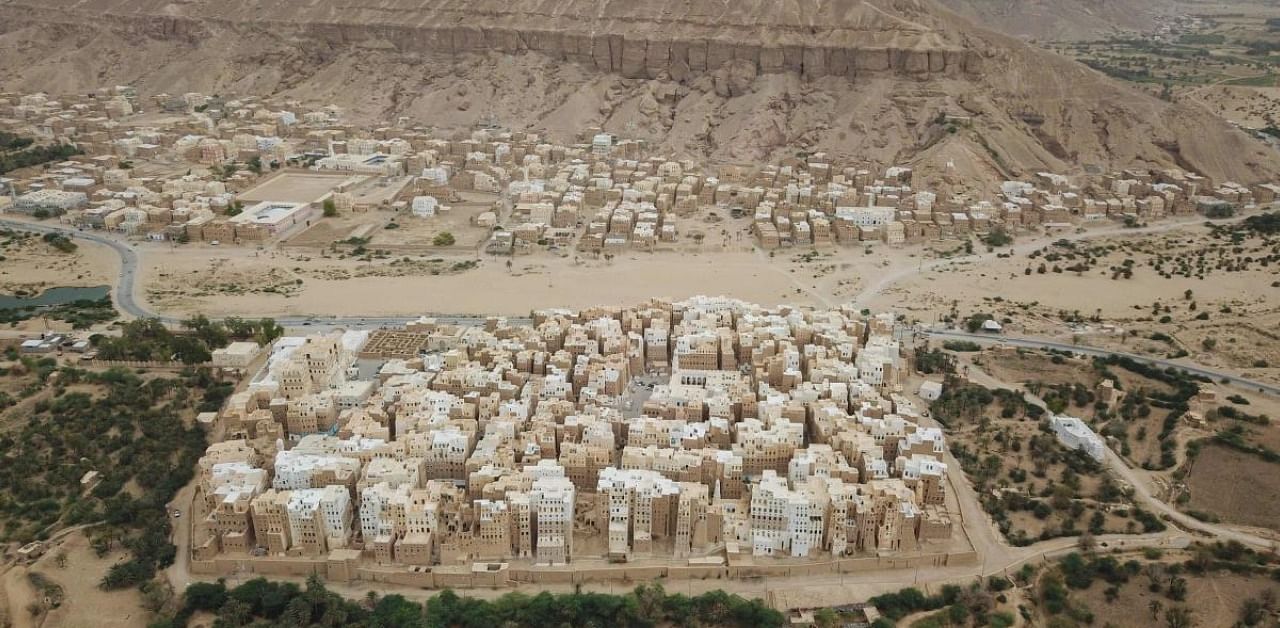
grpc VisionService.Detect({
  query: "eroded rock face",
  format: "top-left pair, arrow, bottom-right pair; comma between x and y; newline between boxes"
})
2,0 -> 1275,187
0,0 -> 982,81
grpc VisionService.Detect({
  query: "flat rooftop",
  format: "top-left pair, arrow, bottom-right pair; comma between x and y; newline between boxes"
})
349,175 -> 414,205
229,201 -> 310,226
237,171 -> 366,205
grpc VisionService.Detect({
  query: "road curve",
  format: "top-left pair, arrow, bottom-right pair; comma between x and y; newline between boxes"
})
7,218 -> 1273,398
1,217 -> 151,319
1103,447 -> 1277,551
923,329 -> 1280,397
9,219 -> 1273,395
0,218 -> 528,328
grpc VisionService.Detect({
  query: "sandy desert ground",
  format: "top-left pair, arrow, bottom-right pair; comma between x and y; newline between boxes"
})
0,532 -> 149,628
0,234 -> 117,295
4,212 -> 1277,389
6,214 -> 1270,329
136,244 -> 885,317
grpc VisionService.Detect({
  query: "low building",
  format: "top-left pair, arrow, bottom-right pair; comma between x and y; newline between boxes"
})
1049,415 -> 1105,461
917,380 -> 943,401
315,153 -> 405,176
212,341 -> 263,369
228,201 -> 317,237
11,189 -> 88,215
20,334 -> 65,353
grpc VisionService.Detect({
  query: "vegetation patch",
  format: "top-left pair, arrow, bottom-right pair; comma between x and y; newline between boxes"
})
0,296 -> 117,329
0,363 -> 222,590
91,316 -> 282,364
0,134 -> 82,174
154,578 -> 784,628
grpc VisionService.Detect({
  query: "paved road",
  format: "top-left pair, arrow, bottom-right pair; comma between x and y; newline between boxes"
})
923,329 -> 1280,397
9,212 -> 1250,332
0,218 -> 527,329
1,218 -> 150,318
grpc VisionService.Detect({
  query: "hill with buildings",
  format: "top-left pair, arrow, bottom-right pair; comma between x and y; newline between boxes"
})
0,0 -> 1276,190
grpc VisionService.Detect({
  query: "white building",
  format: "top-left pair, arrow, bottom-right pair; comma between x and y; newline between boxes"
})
206,462 -> 269,506
855,335 -> 901,387
228,201 -> 317,236
11,189 -> 88,215
364,456 -> 421,488
359,482 -> 410,541
835,206 -> 896,227
530,475 -> 575,563
749,470 -> 825,558
411,196 -> 438,217
286,485 -> 353,549
899,427 -> 946,456
211,341 -> 262,369
273,451 -> 361,490
1050,415 -> 1106,461
592,133 -> 613,156
596,467 -> 681,557
315,153 -> 405,176
918,380 -> 943,401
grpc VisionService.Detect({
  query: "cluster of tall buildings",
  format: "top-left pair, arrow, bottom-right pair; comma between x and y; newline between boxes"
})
7,87 -> 1272,253
748,166 -> 1280,249
193,298 -> 954,567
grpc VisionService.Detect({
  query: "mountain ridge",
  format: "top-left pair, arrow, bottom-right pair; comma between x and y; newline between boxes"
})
0,0 -> 1275,189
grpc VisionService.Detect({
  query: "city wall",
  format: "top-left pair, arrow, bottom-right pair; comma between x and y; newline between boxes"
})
189,549 -> 977,589
85,359 -> 203,370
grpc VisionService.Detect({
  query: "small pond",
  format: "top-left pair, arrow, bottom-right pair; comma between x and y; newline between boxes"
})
0,285 -> 111,310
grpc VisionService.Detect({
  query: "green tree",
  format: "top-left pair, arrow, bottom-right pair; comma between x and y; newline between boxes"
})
255,318 -> 284,346
217,598 -> 252,627
433,232 -> 456,246
815,607 -> 840,628
982,226 -> 1014,247
184,581 -> 229,612
1164,606 -> 1194,628
322,198 -> 338,217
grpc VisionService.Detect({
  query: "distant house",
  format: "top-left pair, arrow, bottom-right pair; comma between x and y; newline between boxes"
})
20,334 -> 65,354
211,341 -> 263,369
918,380 -> 943,402
16,541 -> 45,563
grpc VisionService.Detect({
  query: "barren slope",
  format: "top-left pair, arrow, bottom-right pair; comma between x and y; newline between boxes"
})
937,0 -> 1170,41
0,0 -> 1275,188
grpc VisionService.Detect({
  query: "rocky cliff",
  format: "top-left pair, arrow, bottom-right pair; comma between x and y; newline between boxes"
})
0,0 -> 984,82
0,0 -> 1276,188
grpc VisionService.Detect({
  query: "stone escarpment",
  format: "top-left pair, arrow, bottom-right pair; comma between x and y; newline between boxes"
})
0,0 -> 983,82
296,23 -> 983,80
2,0 -> 1275,187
